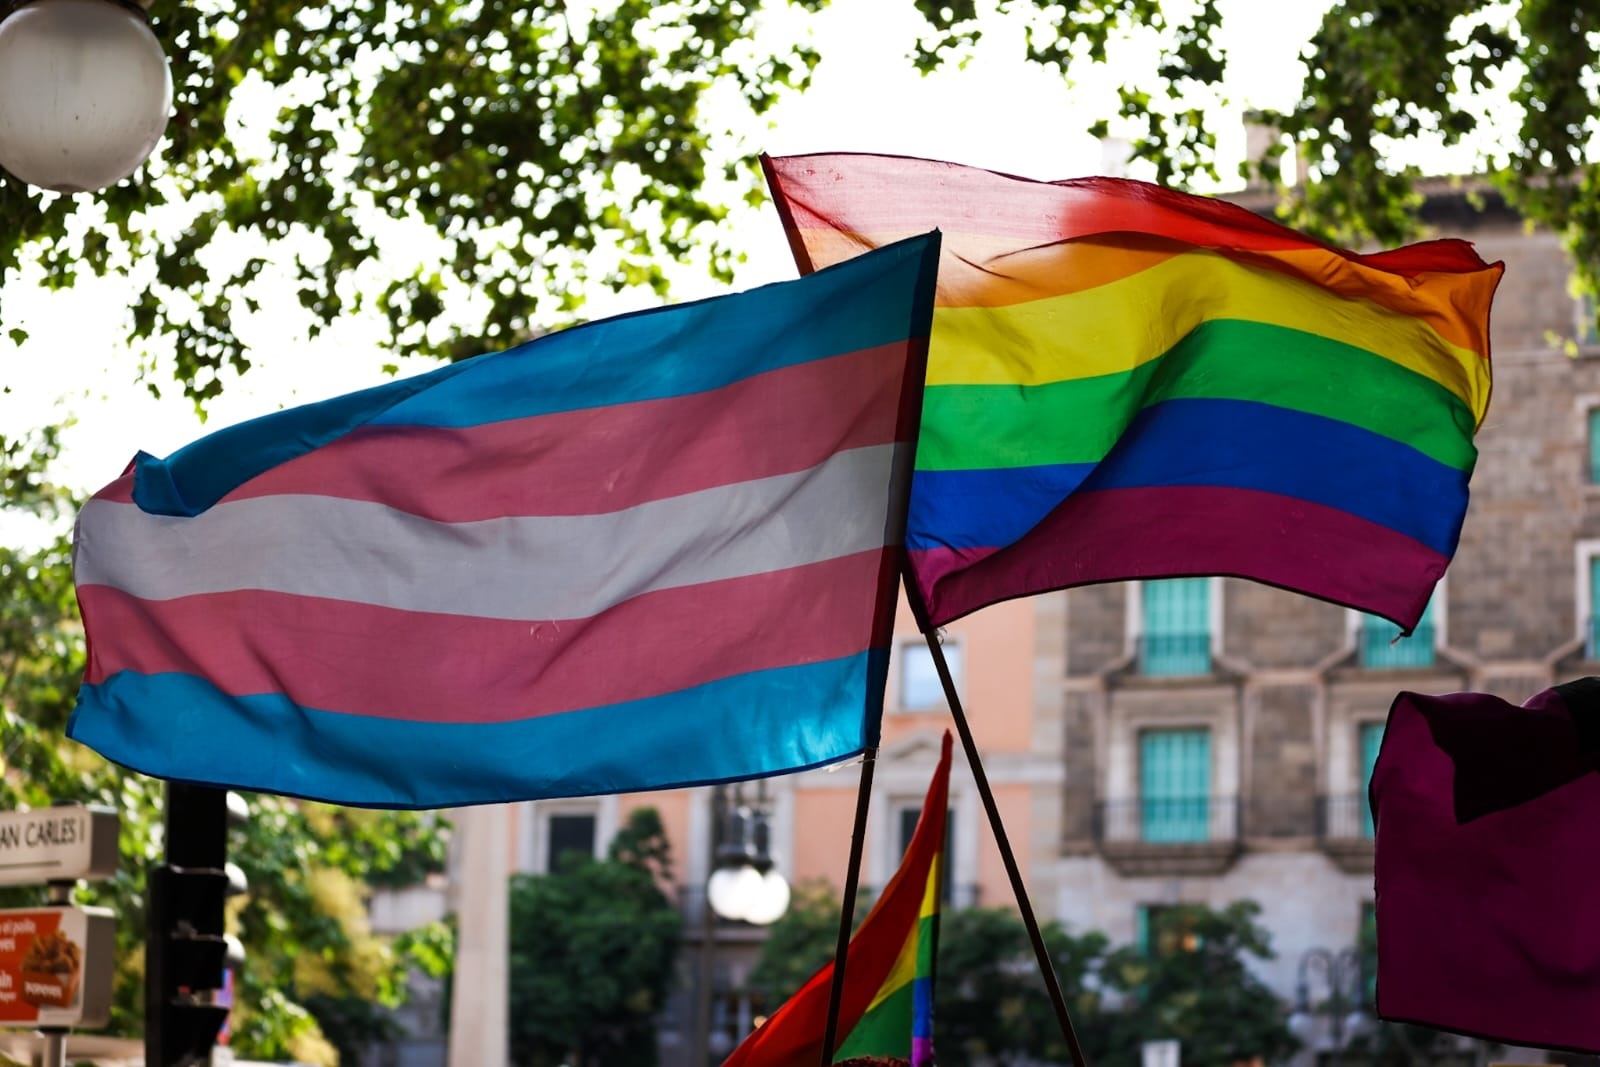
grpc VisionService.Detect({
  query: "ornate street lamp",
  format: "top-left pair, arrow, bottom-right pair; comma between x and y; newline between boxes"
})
1287,947 -> 1375,1066
706,780 -> 790,926
0,0 -> 172,193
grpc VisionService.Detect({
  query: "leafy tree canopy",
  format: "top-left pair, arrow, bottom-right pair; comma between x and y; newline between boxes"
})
0,426 -> 451,1066
507,807 -> 683,1067
910,0 -> 1600,314
4,1 -> 1596,409
747,895 -> 1296,1067
0,0 -> 825,404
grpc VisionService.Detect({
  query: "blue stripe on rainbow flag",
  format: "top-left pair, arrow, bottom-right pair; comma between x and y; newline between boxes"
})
133,234 -> 942,518
70,650 -> 889,809
905,398 -> 1468,555
912,977 -> 935,1038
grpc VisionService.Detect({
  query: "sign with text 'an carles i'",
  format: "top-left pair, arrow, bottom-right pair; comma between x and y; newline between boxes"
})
0,807 -> 119,888
0,906 -> 116,1029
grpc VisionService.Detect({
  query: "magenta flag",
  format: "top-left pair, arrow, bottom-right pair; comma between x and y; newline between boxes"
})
1373,679 -> 1600,1052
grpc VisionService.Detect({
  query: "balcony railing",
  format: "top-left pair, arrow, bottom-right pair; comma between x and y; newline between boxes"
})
1359,621 -> 1436,669
1589,614 -> 1600,660
1093,796 -> 1239,845
1137,632 -> 1212,677
1317,794 -> 1376,842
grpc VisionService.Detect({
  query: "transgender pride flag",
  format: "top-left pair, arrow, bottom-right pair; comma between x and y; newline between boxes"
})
68,234 -> 941,808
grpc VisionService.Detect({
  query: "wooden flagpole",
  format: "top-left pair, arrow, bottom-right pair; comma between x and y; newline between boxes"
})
901,562 -> 1093,1067
819,747 -> 877,1066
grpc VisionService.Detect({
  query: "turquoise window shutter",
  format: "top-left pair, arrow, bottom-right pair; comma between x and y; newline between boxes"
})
1590,557 -> 1600,658
1589,408 -> 1600,483
1360,590 -> 1437,669
1140,579 -> 1211,676
1140,728 -> 1211,843
1359,722 -> 1385,838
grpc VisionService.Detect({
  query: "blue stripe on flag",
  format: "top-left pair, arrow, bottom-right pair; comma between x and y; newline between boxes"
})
912,977 -> 935,1038
68,651 -> 889,808
905,398 -> 1468,555
134,233 -> 941,517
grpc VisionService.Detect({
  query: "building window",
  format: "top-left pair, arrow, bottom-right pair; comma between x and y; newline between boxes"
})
899,639 -> 959,710
1589,408 -> 1600,484
1589,554 -> 1600,660
1359,722 -> 1385,839
1139,728 -> 1211,843
897,803 -> 955,903
546,812 -> 597,872
1358,590 -> 1438,669
1138,579 -> 1212,676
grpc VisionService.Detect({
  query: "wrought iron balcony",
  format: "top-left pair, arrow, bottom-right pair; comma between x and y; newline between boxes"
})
1316,794 -> 1376,873
1093,796 -> 1241,876
1317,794 -> 1376,842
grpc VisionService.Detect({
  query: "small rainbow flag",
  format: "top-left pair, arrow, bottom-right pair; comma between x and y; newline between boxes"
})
724,732 -> 951,1067
763,152 -> 1503,630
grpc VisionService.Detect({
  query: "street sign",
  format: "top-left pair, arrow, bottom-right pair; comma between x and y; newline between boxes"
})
0,807 -> 118,887
0,906 -> 116,1029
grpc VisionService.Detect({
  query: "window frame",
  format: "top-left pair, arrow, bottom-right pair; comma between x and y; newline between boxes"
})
523,797 -> 617,875
1125,577 -> 1224,677
1578,290 -> 1600,350
1346,580 -> 1446,670
894,635 -> 962,712
1576,540 -> 1600,659
1137,725 -> 1214,844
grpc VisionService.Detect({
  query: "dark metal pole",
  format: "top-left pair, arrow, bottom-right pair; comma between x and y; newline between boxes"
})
901,562 -> 1092,1067
818,747 -> 877,1066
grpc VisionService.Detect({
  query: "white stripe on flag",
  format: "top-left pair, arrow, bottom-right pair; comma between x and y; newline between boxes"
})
76,444 -> 910,621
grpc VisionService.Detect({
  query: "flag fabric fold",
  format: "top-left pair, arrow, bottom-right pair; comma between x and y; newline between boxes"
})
724,732 -> 952,1067
1372,679 -> 1600,1052
763,151 -> 1503,630
67,234 -> 942,808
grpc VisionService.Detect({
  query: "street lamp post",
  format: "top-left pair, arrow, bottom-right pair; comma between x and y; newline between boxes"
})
1287,947 -> 1374,1066
0,0 -> 172,193
691,780 -> 791,1064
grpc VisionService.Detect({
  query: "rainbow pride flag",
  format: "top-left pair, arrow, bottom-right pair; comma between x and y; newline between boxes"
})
67,235 -> 940,808
724,733 -> 951,1067
764,153 -> 1503,630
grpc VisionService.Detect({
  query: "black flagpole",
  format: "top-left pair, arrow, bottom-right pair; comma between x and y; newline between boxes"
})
901,561 -> 1093,1067
819,746 -> 877,1066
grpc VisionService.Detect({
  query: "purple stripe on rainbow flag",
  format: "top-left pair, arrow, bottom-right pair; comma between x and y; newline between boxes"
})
68,234 -> 942,807
910,486 -> 1447,628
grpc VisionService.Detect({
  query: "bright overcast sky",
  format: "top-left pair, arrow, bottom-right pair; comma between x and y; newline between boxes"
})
5,0 -> 1511,545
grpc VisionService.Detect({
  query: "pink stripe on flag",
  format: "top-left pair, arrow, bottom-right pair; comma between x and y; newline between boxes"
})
910,485 -> 1447,626
219,345 -> 907,521
80,549 -> 891,723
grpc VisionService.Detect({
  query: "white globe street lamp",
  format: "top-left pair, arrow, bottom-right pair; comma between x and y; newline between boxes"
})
0,0 -> 172,193
704,791 -> 791,926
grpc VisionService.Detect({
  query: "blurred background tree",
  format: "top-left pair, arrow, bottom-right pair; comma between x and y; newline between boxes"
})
506,808 -> 682,1067
1097,902 -> 1297,1067
746,894 -> 1290,1066
908,0 -> 1600,326
0,424 -> 451,1065
0,0 -> 827,405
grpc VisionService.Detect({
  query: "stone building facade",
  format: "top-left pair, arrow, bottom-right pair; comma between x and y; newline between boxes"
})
1045,182 -> 1600,1001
